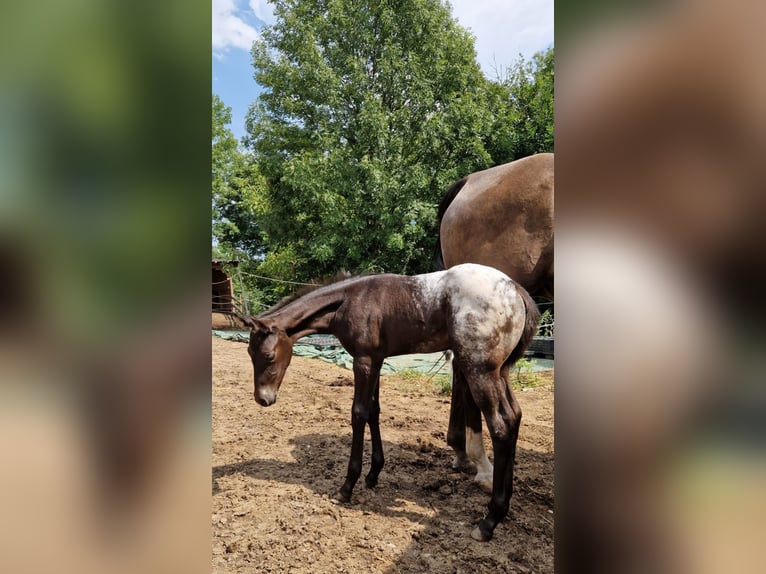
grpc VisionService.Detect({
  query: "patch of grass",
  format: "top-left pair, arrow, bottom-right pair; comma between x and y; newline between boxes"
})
432,374 -> 452,396
512,358 -> 543,388
396,369 -> 425,381
387,369 -> 452,396
387,361 -> 552,395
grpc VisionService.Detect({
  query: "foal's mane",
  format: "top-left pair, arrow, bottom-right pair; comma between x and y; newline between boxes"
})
261,270 -> 373,316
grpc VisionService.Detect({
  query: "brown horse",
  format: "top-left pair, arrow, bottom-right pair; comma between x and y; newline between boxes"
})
242,263 -> 540,541
437,153 -> 554,300
436,154 -> 554,491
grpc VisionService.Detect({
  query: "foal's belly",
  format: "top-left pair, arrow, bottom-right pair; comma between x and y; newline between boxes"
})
389,331 -> 450,356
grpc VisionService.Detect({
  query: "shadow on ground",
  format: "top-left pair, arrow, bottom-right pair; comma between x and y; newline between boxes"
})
213,432 -> 553,573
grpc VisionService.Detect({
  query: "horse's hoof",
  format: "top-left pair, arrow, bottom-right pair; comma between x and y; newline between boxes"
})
364,476 -> 378,489
452,455 -> 476,474
474,472 -> 493,494
470,525 -> 492,542
334,490 -> 351,503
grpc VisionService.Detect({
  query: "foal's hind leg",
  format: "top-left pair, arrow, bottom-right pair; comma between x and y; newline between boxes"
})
465,368 -> 522,542
448,365 -> 493,492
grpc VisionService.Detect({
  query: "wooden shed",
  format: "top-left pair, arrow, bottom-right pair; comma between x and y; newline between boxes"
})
212,260 -> 238,313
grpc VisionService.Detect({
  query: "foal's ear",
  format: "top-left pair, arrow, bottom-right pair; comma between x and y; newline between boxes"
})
239,315 -> 266,332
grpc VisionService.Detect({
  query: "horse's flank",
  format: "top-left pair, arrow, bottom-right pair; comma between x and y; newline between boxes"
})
437,153 -> 554,300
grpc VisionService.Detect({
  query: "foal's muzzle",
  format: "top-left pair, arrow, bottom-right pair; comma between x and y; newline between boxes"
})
254,389 -> 277,407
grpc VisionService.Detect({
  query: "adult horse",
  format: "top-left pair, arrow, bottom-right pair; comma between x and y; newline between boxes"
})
435,153 -> 554,491
242,264 -> 540,541
437,153 -> 554,300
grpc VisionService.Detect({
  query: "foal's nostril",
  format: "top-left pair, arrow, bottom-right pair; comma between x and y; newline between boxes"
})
254,392 -> 276,407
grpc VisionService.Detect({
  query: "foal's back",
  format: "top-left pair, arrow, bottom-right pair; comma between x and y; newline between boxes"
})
330,272 -> 449,356
331,264 -> 525,360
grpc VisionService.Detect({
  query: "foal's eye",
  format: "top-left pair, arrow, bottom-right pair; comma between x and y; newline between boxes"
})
265,351 -> 276,362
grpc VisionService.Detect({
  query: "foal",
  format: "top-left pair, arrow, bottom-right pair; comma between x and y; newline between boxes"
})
243,263 -> 539,541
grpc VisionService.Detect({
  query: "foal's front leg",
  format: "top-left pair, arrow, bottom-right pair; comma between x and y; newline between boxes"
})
338,356 -> 382,502
365,377 -> 384,488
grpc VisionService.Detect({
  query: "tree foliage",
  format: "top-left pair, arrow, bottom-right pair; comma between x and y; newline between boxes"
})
212,93 -> 265,260
223,1 -> 554,295
245,0 -> 496,280
484,48 -> 554,164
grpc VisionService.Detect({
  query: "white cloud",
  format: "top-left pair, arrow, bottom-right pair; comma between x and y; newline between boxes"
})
213,0 -> 552,68
212,0 -> 260,57
249,0 -> 277,26
450,0 -> 554,78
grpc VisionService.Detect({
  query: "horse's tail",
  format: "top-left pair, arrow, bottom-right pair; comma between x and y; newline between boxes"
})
435,177 -> 468,270
504,284 -> 541,368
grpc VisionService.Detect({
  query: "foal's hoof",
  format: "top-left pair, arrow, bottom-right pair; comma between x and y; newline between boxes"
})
364,475 -> 378,489
470,524 -> 493,542
334,490 -> 352,503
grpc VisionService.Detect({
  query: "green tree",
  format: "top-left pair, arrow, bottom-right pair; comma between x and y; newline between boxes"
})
212,93 -> 265,260
484,47 -> 554,164
245,0 -> 495,280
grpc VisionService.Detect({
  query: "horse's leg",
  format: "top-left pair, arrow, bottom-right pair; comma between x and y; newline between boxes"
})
463,376 -> 494,493
449,364 -> 493,491
447,369 -> 468,469
466,368 -> 522,542
338,356 -> 381,502
365,375 -> 384,488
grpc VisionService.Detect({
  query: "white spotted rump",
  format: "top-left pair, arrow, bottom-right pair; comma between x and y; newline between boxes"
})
415,263 -> 525,365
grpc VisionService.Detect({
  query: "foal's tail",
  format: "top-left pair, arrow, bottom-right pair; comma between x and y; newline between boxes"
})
435,177 -> 468,270
504,285 -> 541,368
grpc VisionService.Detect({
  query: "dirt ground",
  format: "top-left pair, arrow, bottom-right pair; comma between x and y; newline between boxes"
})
212,335 -> 554,573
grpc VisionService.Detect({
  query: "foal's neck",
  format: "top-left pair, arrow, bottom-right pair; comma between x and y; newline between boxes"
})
265,282 -> 349,341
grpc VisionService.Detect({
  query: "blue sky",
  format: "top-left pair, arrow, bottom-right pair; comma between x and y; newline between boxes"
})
212,0 -> 554,143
